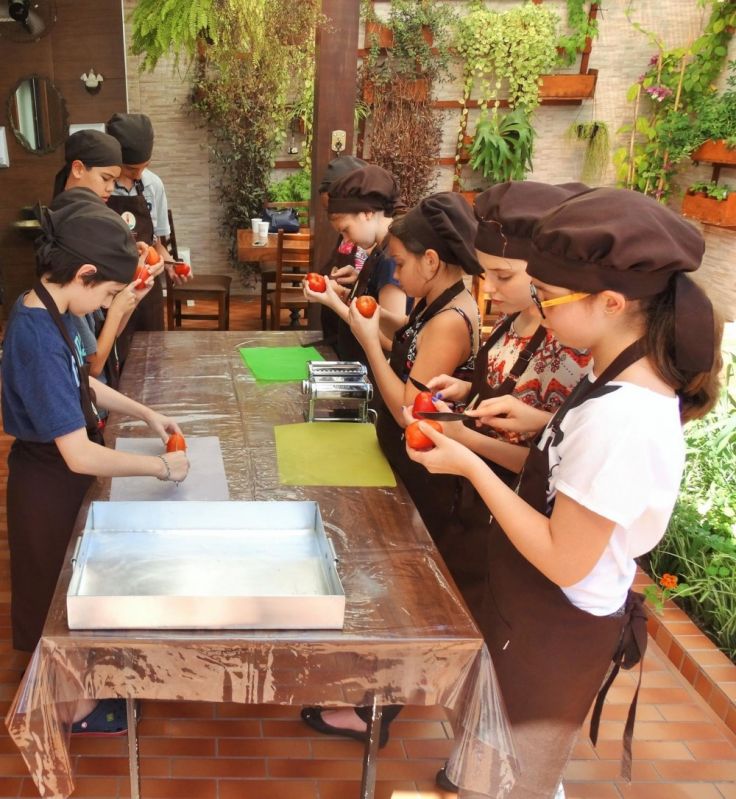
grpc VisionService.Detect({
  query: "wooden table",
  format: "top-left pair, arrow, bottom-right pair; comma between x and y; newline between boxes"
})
236,227 -> 310,262
5,331 -> 513,799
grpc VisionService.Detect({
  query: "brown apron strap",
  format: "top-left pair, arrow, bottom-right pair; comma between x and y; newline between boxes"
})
589,590 -> 648,781
488,320 -> 547,398
33,281 -> 103,440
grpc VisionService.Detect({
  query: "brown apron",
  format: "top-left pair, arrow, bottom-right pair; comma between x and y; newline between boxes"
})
335,237 -> 390,364
449,315 -> 548,615
479,340 -> 649,797
7,283 -> 104,652
107,183 -> 164,365
375,280 -> 469,551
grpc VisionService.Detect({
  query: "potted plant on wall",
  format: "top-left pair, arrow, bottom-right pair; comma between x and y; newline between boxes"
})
566,120 -> 610,183
682,180 -> 736,227
468,109 -> 535,184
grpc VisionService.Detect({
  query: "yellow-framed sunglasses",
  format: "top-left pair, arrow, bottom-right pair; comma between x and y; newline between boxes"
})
529,283 -> 590,319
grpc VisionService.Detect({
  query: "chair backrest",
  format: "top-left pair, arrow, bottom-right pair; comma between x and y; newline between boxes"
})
271,230 -> 313,329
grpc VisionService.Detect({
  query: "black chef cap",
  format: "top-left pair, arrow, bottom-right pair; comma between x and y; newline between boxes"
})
528,187 -> 714,372
318,156 -> 367,194
327,165 -> 400,215
36,189 -> 138,284
474,181 -> 589,261
52,130 -> 123,198
106,113 -> 154,164
390,192 -> 482,276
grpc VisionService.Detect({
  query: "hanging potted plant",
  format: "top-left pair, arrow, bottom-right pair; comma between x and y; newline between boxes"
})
566,120 -> 610,183
682,181 -> 736,227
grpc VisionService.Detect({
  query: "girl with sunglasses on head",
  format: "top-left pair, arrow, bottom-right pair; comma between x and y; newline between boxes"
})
408,187 -> 723,799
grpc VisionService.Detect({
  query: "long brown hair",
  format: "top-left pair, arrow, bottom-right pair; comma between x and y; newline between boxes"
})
639,280 -> 723,422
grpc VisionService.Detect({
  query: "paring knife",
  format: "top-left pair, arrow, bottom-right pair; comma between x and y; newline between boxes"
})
415,393 -> 481,421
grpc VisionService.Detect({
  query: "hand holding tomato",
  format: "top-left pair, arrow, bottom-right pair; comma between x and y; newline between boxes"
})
303,274 -> 341,310
347,295 -> 380,345
355,295 -> 378,318
305,272 -> 326,293
166,432 -> 187,452
132,263 -> 152,290
405,419 -> 443,451
411,390 -> 437,419
145,245 -> 159,266
173,262 -> 192,278
426,374 -> 471,404
406,420 -> 482,478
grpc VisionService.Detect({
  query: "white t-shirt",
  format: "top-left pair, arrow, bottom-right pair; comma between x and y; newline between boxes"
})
537,378 -> 685,616
111,168 -> 170,238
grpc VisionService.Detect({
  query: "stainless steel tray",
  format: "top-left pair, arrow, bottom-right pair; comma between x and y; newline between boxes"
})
67,501 -> 345,631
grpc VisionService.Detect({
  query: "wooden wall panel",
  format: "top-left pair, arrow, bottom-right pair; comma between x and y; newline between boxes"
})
0,0 -> 127,323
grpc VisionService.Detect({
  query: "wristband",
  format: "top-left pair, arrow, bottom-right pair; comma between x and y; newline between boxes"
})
157,454 -> 171,482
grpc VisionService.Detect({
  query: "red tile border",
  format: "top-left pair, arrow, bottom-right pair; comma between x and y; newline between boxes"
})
636,568 -> 736,730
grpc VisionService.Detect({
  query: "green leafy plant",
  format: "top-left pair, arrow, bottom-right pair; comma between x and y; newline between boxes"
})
645,353 -> 736,660
469,109 -> 535,183
566,120 -> 610,183
268,169 -> 311,203
557,1 -> 599,67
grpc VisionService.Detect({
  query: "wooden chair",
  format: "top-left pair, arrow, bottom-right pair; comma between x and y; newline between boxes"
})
165,210 -> 232,331
267,230 -> 312,330
260,201 -> 310,330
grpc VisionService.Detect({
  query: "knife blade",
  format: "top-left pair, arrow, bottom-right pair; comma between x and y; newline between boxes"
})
409,375 -> 432,393
415,411 -> 469,421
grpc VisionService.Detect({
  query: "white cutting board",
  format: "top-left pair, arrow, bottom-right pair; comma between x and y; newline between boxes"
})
110,436 -> 229,501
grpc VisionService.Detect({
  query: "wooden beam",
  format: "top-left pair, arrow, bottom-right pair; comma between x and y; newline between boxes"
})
309,0 -> 361,329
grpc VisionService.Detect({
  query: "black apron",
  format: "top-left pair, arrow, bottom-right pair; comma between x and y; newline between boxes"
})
449,314 -> 548,615
375,280 -> 469,552
7,283 -> 104,652
335,237 -> 390,364
479,340 -> 649,797
92,311 -> 121,391
107,182 -> 164,365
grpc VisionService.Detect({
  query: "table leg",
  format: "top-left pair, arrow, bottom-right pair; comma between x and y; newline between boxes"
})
359,701 -> 383,799
127,698 -> 140,799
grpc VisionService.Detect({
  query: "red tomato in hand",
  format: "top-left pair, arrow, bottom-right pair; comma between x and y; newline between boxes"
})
145,246 -> 159,266
132,263 -> 150,290
355,295 -> 378,318
166,432 -> 187,452
405,420 -> 443,451
412,390 -> 437,419
306,272 -> 326,293
174,262 -> 191,277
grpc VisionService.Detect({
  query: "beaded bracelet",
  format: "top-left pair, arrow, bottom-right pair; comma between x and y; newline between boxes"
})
157,454 -> 171,482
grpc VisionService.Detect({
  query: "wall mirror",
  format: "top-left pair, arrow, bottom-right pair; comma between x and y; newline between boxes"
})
7,74 -> 68,154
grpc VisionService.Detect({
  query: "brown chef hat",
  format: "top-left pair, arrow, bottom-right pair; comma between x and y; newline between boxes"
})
106,113 -> 154,164
391,192 -> 483,276
327,164 -> 400,215
474,180 -> 588,260
528,187 -> 714,372
318,156 -> 367,194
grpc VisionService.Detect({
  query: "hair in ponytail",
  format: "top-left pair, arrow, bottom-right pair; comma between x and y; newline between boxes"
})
639,280 -> 723,422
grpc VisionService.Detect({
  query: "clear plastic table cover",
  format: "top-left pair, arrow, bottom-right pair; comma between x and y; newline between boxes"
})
5,331 -> 517,798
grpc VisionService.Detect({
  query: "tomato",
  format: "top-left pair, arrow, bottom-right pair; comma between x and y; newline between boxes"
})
405,420 -> 442,451
145,246 -> 159,266
132,263 -> 150,290
174,262 -> 191,277
355,295 -> 378,318
306,272 -> 326,293
412,390 -> 437,419
166,432 -> 187,452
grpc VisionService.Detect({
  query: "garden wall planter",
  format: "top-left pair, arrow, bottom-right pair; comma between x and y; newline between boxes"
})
364,21 -> 433,48
362,77 -> 429,105
539,69 -> 597,99
682,191 -> 736,227
691,139 -> 736,165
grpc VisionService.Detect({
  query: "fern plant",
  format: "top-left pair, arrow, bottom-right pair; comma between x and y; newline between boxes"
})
469,110 -> 535,183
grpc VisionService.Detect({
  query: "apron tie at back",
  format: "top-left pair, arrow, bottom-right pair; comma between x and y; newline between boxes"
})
589,590 -> 648,781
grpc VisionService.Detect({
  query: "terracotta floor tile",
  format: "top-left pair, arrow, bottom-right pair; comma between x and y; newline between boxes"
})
617,782 -> 724,798
219,779 -> 318,799
268,757 -> 362,780
309,737 -> 405,759
140,700 -> 215,719
140,737 -> 216,757
715,783 -> 736,799
401,738 -> 455,760
685,739 -> 736,759
592,739 -> 694,761
391,721 -> 449,740
217,736 -> 311,758
320,781 -> 417,799
262,719 -> 323,738
563,783 -> 622,799
138,718 -> 261,738
654,761 -> 736,781
376,758 -> 448,781
216,703 -> 301,719
657,703 -> 714,723
564,759 -> 659,782
0,776 -> 22,798
170,757 -> 266,778
75,756 -> 134,777
138,777 -> 217,799
70,736 -> 129,756
0,753 -> 28,776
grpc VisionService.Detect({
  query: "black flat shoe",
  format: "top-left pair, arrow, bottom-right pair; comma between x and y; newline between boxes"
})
300,707 -> 389,748
436,764 -> 459,793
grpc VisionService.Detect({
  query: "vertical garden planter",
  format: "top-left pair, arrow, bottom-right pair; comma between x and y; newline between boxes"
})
364,21 -> 433,48
682,191 -> 736,227
691,139 -> 736,165
539,69 -> 598,99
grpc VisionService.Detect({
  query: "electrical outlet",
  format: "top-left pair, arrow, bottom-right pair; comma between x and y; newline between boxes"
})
331,130 -> 346,153
186,300 -> 195,307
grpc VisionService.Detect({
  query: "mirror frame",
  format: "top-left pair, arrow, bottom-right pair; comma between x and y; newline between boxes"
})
7,73 -> 69,156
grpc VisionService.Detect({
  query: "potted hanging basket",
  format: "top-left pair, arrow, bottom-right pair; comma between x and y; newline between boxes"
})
682,188 -> 736,227
691,139 -> 736,166
539,69 -> 598,99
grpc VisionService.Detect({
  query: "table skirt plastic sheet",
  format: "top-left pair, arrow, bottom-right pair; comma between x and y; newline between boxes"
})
5,331 -> 517,799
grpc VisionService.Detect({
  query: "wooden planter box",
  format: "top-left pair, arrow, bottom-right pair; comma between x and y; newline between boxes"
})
539,70 -> 597,99
691,139 -> 736,166
365,21 -> 433,48
682,191 -> 736,227
363,77 -> 429,105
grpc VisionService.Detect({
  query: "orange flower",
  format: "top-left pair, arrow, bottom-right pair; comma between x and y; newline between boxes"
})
660,573 -> 678,591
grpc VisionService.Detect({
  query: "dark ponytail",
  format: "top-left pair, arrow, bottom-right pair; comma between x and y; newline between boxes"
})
640,279 -> 723,422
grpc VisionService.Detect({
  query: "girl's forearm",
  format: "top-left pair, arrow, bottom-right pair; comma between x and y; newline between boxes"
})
458,426 -> 530,472
90,377 -> 154,422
